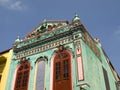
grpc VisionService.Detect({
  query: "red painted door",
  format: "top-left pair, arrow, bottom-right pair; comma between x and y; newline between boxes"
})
53,51 -> 72,90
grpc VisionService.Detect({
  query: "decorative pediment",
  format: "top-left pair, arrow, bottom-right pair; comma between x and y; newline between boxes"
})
24,20 -> 69,40
13,15 -> 83,52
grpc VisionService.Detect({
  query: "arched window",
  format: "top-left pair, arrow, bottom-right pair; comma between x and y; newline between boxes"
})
53,50 -> 72,90
14,61 -> 30,90
36,60 -> 45,90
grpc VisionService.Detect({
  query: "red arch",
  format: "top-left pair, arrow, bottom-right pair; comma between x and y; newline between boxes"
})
53,50 -> 72,90
14,61 -> 30,90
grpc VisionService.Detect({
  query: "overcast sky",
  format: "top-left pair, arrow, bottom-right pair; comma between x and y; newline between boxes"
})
0,0 -> 120,76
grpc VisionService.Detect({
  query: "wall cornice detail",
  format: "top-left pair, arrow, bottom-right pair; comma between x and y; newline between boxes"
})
15,36 -> 73,60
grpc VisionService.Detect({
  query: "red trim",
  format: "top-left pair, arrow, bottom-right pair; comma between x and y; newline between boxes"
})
14,62 -> 30,90
53,50 -> 72,90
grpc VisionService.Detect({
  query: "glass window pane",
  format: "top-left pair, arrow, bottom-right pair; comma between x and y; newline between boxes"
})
15,62 -> 30,90
63,60 -> 69,78
56,62 -> 61,80
36,61 -> 45,90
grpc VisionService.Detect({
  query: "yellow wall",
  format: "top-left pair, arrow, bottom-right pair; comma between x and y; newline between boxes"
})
0,49 -> 12,90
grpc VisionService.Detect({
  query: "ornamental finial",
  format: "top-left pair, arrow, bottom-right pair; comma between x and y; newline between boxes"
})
72,13 -> 82,25
15,35 -> 21,43
43,18 -> 47,22
73,13 -> 80,21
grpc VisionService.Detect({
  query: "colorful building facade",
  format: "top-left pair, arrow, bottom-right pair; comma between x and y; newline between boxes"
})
4,14 -> 120,90
0,49 -> 12,90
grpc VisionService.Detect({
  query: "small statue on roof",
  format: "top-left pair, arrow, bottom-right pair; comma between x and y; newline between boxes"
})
39,18 -> 47,33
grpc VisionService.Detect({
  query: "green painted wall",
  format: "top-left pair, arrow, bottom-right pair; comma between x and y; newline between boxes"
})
6,39 -> 118,90
78,38 -> 117,90
5,18 -> 119,90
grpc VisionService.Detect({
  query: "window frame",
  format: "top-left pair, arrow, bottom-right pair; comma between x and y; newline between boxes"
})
14,61 -> 30,90
35,60 -> 45,90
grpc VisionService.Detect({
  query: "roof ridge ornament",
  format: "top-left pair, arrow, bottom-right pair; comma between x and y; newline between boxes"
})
73,13 -> 80,21
75,13 -> 79,18
15,35 -> 21,43
72,13 -> 82,25
43,18 -> 47,22
39,18 -> 47,33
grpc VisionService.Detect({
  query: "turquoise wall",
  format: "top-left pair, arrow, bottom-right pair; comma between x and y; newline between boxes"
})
5,29 -> 118,90
79,38 -> 117,90
6,43 -> 77,90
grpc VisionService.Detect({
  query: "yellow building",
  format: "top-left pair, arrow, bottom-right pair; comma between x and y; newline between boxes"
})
0,49 -> 12,90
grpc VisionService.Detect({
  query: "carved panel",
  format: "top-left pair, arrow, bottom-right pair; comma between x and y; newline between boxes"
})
15,37 -> 72,59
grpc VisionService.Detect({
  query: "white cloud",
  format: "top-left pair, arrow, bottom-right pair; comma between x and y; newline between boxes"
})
0,0 -> 26,11
10,1 -> 25,10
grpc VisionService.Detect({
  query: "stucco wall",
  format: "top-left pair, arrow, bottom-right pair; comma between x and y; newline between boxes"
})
0,49 -> 12,90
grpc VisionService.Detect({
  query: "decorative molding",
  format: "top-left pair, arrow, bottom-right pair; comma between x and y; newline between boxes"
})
13,24 -> 82,52
49,45 -> 73,64
15,37 -> 73,60
17,57 -> 30,64
35,56 -> 48,64
14,25 -> 82,60
58,45 -> 64,52
13,25 -> 70,50
74,40 -> 81,48
24,20 -> 69,40
74,40 -> 84,81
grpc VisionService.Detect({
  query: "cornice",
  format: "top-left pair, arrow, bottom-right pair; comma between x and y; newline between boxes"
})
13,25 -> 82,53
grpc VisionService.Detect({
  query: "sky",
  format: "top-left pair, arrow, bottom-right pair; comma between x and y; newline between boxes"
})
0,0 -> 120,76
